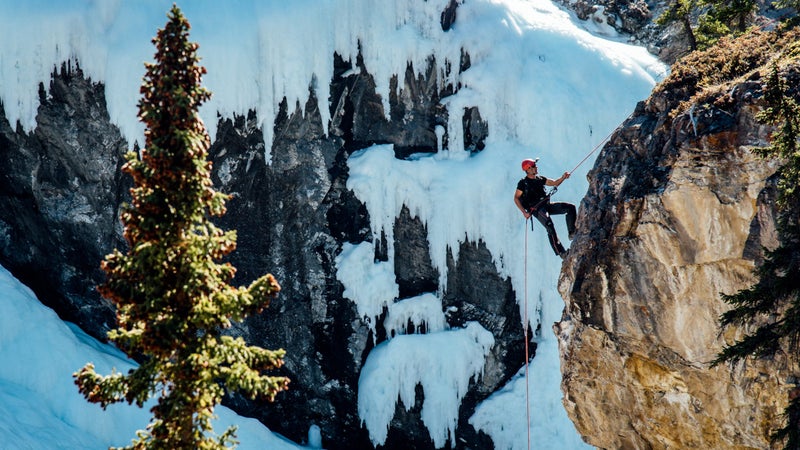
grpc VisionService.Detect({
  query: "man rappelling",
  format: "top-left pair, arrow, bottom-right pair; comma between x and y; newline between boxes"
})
514,158 -> 576,258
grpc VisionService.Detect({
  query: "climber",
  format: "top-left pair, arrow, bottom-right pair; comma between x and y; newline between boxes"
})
514,158 -> 576,258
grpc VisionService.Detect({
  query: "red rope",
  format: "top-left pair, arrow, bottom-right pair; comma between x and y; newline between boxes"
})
518,131 -> 614,449
523,218 -> 531,450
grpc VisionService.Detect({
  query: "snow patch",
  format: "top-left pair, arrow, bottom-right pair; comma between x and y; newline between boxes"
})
358,322 -> 494,448
0,265 -> 302,449
384,293 -> 447,338
335,241 -> 399,336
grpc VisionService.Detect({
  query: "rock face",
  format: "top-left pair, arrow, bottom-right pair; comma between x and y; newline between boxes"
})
554,0 -> 689,63
207,52 -> 516,446
0,62 -> 126,338
556,55 -> 798,448
554,0 -> 781,64
0,9 -> 518,449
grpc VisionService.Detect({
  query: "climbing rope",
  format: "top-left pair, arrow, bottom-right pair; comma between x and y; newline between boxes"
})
523,217 -> 532,450
566,129 -> 615,176
519,131 -> 614,450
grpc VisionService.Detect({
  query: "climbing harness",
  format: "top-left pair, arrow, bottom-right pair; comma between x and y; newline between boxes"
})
526,186 -> 557,232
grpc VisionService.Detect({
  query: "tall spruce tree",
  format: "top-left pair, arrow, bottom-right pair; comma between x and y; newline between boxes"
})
74,6 -> 289,449
713,63 -> 800,448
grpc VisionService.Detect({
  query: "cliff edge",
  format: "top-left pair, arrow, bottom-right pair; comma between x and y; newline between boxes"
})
557,29 -> 800,449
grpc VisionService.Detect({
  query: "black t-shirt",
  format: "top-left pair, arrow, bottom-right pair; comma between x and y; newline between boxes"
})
516,176 -> 547,210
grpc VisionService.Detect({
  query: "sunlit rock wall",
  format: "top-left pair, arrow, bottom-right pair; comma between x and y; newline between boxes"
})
557,68 -> 796,449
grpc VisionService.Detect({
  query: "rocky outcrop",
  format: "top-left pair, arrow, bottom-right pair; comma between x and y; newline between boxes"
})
555,0 -> 787,64
556,45 -> 799,448
555,0 -> 689,62
0,62 -> 126,339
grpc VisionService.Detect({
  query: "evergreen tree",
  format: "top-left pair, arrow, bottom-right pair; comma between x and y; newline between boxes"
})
704,0 -> 758,32
74,6 -> 289,449
777,3 -> 800,28
658,0 -> 758,50
713,63 -> 800,449
657,0 -> 700,51
694,0 -> 758,48
775,0 -> 800,11
757,64 -> 800,206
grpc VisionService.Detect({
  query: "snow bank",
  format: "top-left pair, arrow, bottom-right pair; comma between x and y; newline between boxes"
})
335,241 -> 399,336
0,265 -> 302,449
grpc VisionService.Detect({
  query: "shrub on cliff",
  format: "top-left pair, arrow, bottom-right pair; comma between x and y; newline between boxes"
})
653,26 -> 800,118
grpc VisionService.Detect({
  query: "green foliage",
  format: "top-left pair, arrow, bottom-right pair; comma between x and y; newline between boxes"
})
704,0 -> 757,31
74,6 -> 289,449
658,0 -> 758,51
714,63 -> 800,449
756,64 -> 800,209
657,0 -> 699,50
692,0 -> 756,49
656,0 -> 694,26
695,12 -> 734,49
775,0 -> 800,13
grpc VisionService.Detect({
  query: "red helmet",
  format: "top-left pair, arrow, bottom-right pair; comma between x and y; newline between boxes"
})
521,158 -> 539,171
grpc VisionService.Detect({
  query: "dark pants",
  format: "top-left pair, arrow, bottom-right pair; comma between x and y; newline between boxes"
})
531,201 -> 576,255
